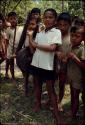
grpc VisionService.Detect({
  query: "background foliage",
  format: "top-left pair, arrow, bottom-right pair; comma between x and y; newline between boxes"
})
0,0 -> 85,23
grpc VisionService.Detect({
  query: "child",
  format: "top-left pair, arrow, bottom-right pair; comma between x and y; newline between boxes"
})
5,12 -> 23,80
30,8 -> 41,20
73,18 -> 85,122
67,25 -> 85,119
28,8 -> 64,125
30,8 -> 45,32
72,17 -> 85,27
16,12 -> 39,96
0,13 -> 7,81
82,47 -> 85,124
81,25 -> 85,124
56,12 -> 71,111
0,13 -> 7,63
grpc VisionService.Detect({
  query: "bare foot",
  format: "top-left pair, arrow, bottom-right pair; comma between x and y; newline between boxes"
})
12,78 -> 17,85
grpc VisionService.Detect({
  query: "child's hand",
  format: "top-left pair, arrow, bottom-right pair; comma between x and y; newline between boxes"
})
31,42 -> 37,48
27,30 -> 33,36
56,51 -> 65,60
67,52 -> 77,60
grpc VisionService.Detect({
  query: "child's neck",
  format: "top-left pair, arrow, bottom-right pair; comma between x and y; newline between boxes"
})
45,26 -> 54,32
62,31 -> 69,37
11,25 -> 17,29
72,43 -> 81,48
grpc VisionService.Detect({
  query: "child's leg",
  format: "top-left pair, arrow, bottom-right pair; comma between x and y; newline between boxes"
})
33,76 -> 42,112
5,59 -> 10,77
10,58 -> 15,79
46,80 -> 63,124
24,73 -> 29,96
70,85 -> 80,118
58,72 -> 66,111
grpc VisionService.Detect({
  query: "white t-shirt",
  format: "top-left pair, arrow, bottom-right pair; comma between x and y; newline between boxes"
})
31,28 -> 62,70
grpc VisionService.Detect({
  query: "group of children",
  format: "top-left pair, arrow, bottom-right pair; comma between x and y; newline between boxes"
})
0,8 -> 85,125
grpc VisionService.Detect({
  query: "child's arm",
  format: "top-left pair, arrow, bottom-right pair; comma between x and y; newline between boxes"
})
67,52 -> 85,69
27,31 -> 36,53
36,43 -> 57,52
28,31 -> 58,52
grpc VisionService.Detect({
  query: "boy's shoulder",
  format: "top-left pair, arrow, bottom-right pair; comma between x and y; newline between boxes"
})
51,28 -> 61,33
79,43 -> 84,49
38,28 -> 61,36
6,27 -> 14,33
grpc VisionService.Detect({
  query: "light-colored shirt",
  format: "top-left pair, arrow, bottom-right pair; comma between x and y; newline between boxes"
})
31,28 -> 62,70
56,33 -> 71,72
60,33 -> 71,55
6,26 -> 23,48
6,26 -> 23,58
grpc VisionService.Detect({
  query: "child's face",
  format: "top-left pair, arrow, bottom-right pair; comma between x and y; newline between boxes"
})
70,30 -> 83,46
8,16 -> 17,27
28,19 -> 37,31
43,11 -> 56,28
58,20 -> 70,34
31,13 -> 40,19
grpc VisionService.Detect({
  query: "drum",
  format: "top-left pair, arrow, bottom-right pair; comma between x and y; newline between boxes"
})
16,47 -> 33,73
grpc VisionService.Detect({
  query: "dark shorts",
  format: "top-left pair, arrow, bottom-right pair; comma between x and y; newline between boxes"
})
29,65 -> 56,81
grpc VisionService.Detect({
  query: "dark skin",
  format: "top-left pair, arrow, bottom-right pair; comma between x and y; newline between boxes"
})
23,19 -> 38,96
67,31 -> 85,69
66,28 -> 85,119
28,11 -> 57,52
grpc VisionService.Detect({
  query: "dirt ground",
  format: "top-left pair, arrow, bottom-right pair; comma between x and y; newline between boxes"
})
0,61 -> 84,125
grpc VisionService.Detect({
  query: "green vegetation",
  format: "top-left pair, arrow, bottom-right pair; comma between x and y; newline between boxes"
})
0,0 -> 85,23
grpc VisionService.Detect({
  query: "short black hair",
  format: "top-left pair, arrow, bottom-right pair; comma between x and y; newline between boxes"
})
8,11 -> 17,17
31,8 -> 41,15
70,25 -> 85,39
44,8 -> 57,19
73,18 -> 85,26
70,26 -> 78,33
57,12 -> 71,24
